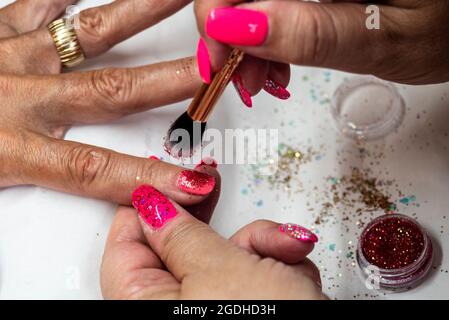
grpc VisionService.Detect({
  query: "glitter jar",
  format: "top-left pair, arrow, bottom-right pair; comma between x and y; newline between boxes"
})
331,76 -> 405,141
356,214 -> 433,292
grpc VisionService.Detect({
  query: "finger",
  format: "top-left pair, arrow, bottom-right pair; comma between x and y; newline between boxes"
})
132,184 -> 238,281
230,55 -> 269,108
76,0 -> 192,57
101,206 -> 180,299
5,0 -> 192,72
10,131 -> 217,205
234,54 -> 268,95
292,258 -> 324,293
184,163 -> 221,224
0,0 -> 78,33
206,1 -> 395,75
263,61 -> 291,100
230,220 -> 316,264
20,57 -> 201,125
267,62 -> 290,88
195,0 -> 242,69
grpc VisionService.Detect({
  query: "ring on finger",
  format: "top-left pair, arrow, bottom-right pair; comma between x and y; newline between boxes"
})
47,18 -> 85,68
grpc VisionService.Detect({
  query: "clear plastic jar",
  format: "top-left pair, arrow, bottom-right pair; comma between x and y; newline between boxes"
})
331,76 -> 405,141
356,214 -> 433,292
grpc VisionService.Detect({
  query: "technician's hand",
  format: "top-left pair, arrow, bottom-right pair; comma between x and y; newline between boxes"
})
194,0 -> 449,106
101,184 -> 326,300
0,0 -> 221,206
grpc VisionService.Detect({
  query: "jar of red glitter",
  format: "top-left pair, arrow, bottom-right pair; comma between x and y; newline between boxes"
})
356,214 -> 433,292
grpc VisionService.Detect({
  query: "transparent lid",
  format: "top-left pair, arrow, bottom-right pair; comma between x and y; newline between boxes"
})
331,76 -> 405,141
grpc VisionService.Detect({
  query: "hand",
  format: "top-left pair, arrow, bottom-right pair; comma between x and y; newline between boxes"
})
101,183 -> 326,300
0,0 -> 220,206
194,0 -> 449,107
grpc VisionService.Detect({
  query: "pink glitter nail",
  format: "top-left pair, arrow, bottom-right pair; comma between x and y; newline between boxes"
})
263,78 -> 291,100
177,170 -> 216,195
194,157 -> 218,170
232,74 -> 252,108
132,185 -> 177,229
279,223 -> 318,243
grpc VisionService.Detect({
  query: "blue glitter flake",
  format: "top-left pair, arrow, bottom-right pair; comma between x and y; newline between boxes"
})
399,195 -> 417,205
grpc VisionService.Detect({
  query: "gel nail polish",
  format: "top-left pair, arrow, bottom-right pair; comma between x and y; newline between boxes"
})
132,185 -> 177,229
263,78 -> 291,100
206,8 -> 268,46
197,38 -> 211,84
195,157 -> 218,170
279,223 -> 318,243
177,170 -> 216,195
232,74 -> 252,108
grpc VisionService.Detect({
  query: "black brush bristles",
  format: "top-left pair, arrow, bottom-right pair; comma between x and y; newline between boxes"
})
164,111 -> 207,158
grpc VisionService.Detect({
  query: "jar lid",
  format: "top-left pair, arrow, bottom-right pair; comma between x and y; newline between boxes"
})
331,76 -> 405,140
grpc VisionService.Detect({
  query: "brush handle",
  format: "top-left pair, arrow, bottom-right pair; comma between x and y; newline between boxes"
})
187,48 -> 245,122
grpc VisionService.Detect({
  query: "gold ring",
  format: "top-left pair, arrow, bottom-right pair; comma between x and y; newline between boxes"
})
47,18 -> 85,68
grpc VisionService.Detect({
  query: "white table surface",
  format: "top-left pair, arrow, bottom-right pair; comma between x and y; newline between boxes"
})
1,0 -> 448,300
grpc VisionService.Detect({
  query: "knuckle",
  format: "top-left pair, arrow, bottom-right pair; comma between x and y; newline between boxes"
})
161,222 -> 209,267
79,8 -> 110,53
296,7 -> 334,66
137,158 -> 161,187
0,74 -> 12,95
0,130 -> 30,186
91,68 -> 136,112
64,146 -> 112,191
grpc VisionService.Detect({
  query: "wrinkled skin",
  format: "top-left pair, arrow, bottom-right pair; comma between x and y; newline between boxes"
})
0,0 -> 220,208
194,0 -> 449,95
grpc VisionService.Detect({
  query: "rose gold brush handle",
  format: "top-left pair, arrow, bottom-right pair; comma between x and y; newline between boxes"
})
187,48 -> 245,122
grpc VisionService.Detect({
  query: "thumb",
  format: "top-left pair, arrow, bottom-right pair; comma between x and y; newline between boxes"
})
132,184 -> 235,281
205,1 -> 392,75
230,220 -> 317,264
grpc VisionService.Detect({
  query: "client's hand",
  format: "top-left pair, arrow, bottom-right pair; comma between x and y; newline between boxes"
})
0,0 -> 217,206
101,183 -> 326,300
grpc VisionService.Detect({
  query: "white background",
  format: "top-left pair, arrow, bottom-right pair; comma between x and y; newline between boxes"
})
0,0 -> 448,299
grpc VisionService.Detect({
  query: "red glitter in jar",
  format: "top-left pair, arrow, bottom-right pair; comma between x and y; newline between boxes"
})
357,214 -> 433,292
361,216 -> 424,269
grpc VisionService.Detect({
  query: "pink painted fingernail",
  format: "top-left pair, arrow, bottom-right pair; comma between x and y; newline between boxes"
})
206,8 -> 268,46
149,155 -> 160,160
177,170 -> 216,195
197,38 -> 211,84
279,223 -> 318,243
132,185 -> 177,229
263,78 -> 291,100
232,74 -> 252,108
195,157 -> 218,170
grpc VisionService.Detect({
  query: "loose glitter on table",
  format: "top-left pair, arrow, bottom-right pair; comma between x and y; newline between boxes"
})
249,143 -> 321,194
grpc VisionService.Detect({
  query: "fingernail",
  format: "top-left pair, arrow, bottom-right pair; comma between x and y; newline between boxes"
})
279,223 -> 318,243
263,78 -> 291,100
197,38 -> 211,84
195,157 -> 218,170
132,185 -> 177,229
177,170 -> 216,195
206,8 -> 268,46
149,155 -> 160,160
232,74 -> 252,108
